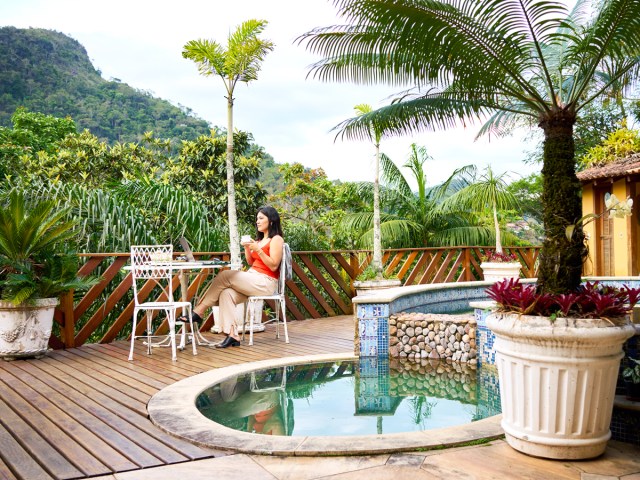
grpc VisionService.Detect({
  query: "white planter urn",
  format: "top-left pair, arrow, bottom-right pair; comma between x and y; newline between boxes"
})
0,298 -> 58,360
480,261 -> 521,282
487,312 -> 635,459
353,279 -> 402,296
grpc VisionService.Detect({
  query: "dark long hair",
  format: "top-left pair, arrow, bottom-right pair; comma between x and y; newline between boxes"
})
255,206 -> 283,240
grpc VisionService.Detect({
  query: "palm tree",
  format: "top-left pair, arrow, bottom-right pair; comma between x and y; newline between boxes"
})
341,143 -> 493,248
436,166 -> 520,254
183,20 -> 274,265
300,0 -> 640,294
354,103 -> 384,278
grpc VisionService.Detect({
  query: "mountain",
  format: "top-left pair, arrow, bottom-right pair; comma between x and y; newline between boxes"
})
0,26 -> 213,143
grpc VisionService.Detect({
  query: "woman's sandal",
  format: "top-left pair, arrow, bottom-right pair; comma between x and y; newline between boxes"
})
176,312 -> 203,324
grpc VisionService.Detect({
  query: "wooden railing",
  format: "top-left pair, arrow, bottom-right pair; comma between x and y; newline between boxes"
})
51,246 -> 540,349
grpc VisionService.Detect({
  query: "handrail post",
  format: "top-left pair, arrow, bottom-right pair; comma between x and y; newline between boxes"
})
463,247 -> 472,281
350,251 -> 358,298
60,290 -> 75,348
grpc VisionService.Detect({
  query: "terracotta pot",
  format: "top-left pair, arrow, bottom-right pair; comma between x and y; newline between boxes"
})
487,312 -> 635,459
0,298 -> 58,360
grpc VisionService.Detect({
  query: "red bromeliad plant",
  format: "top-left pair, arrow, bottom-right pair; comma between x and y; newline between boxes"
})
481,251 -> 519,263
487,279 -> 640,320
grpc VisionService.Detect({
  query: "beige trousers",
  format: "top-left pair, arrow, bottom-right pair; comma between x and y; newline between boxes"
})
194,269 -> 278,336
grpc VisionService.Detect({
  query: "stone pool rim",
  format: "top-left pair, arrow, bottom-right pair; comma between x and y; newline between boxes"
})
147,352 -> 504,456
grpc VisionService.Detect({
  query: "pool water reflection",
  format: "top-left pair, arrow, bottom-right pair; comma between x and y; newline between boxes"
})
196,357 -> 501,437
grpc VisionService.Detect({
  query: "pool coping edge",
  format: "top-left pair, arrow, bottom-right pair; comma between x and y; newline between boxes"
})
147,352 -> 504,456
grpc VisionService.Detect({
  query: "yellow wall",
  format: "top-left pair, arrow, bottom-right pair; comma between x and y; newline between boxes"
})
581,179 -> 638,276
581,185 -> 597,276
612,180 -> 631,276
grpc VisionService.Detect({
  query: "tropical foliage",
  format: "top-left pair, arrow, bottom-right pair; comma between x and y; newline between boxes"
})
0,109 -> 266,253
162,130 -> 267,223
340,143 -> 497,249
301,0 -> 640,294
487,278 -> 640,319
270,163 -> 366,250
482,251 -> 519,263
524,98 -> 634,166
0,190 -> 97,305
436,166 -> 520,254
506,174 -> 543,225
183,19 -> 274,265
580,126 -> 640,168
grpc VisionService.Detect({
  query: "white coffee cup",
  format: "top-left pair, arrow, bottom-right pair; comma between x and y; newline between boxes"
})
241,235 -> 252,244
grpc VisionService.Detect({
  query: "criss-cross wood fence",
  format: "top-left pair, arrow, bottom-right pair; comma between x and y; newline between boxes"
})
51,246 -> 540,349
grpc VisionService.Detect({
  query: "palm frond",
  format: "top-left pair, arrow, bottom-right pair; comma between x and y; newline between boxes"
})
182,39 -> 226,76
429,225 -> 494,247
561,0 -> 640,104
380,152 -> 413,198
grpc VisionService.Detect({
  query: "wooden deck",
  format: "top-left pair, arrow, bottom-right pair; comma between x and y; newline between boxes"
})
0,316 -> 354,480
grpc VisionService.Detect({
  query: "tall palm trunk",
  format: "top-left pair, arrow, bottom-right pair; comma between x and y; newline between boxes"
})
493,205 -> 502,254
226,95 -> 240,266
537,111 -> 584,294
373,143 -> 383,277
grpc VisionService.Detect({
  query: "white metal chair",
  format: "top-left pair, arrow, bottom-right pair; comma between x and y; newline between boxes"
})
249,367 -> 290,435
242,244 -> 290,346
128,245 -> 197,361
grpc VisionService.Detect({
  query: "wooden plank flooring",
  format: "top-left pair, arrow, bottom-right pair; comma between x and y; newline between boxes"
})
0,316 -> 354,480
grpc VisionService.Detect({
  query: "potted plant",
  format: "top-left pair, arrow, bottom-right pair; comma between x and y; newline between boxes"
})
479,251 -> 521,282
623,357 -> 640,401
0,190 -> 96,360
486,278 -> 638,459
353,264 -> 401,296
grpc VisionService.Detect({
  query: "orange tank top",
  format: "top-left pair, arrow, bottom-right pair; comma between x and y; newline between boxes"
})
250,240 -> 279,279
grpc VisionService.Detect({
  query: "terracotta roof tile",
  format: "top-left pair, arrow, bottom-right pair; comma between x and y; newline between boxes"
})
577,153 -> 640,181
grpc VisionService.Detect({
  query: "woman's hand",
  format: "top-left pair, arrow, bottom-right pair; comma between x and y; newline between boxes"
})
243,240 -> 256,265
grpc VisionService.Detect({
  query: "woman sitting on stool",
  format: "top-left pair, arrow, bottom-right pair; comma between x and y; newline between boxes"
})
182,206 -> 284,348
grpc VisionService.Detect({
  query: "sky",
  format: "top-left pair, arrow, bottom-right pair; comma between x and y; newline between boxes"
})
0,0 -> 542,187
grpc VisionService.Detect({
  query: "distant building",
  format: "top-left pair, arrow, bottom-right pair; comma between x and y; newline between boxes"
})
507,218 -> 544,244
577,153 -> 640,276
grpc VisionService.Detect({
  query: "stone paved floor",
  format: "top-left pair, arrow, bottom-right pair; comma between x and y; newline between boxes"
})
93,439 -> 640,479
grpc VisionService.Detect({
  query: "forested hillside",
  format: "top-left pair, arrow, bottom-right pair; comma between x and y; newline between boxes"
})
0,25 -> 542,252
0,26 -> 213,143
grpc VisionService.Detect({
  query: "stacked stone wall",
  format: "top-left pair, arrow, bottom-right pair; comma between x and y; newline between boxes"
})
388,358 -> 477,403
389,312 -> 477,364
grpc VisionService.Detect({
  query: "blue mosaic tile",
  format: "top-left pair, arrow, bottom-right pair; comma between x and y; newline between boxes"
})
359,318 -> 378,337
373,304 -> 389,317
476,308 -> 496,366
355,357 -> 393,413
477,365 -> 501,417
357,304 -> 390,358
357,304 -> 372,318
377,317 -> 389,356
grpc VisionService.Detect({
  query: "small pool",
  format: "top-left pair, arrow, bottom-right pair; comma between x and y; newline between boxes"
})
196,358 -> 500,437
148,352 -> 504,455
